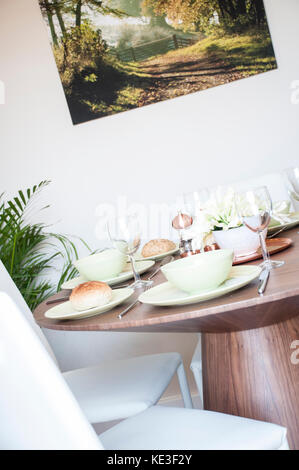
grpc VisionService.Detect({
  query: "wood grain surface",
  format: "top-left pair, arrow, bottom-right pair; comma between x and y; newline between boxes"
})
34,229 -> 299,333
202,316 -> 299,449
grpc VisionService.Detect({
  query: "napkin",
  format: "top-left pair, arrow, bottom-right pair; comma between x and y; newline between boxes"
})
269,200 -> 292,227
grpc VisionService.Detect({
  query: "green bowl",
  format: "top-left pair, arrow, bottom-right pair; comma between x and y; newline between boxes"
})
161,249 -> 233,294
74,249 -> 127,281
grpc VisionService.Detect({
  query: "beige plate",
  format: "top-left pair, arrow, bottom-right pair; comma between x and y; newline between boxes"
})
135,243 -> 179,261
268,212 -> 299,234
138,265 -> 261,307
61,260 -> 155,290
45,288 -> 134,320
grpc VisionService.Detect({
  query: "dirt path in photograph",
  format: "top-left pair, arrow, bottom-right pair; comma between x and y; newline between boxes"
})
137,53 -> 245,106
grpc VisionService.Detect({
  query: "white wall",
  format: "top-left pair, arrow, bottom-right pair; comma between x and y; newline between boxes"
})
1,0 -> 299,398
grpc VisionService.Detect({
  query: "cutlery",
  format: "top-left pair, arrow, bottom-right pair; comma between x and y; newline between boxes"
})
258,268 -> 270,295
117,256 -> 174,319
118,284 -> 153,320
117,297 -> 141,320
46,296 -> 70,305
267,227 -> 286,239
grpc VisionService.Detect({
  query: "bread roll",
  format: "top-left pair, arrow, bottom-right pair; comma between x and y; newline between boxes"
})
141,239 -> 176,258
70,281 -> 112,311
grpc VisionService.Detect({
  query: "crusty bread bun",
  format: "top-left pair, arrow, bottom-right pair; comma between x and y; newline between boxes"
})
70,281 -> 112,311
141,239 -> 176,258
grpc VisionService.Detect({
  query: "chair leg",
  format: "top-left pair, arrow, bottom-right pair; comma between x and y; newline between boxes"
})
190,364 -> 203,409
278,437 -> 290,450
177,362 -> 193,409
190,334 -> 204,408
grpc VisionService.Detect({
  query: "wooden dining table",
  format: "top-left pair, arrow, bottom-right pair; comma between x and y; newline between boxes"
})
34,228 -> 299,450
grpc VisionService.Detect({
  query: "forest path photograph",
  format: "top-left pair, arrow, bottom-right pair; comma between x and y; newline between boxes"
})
39,1 -> 277,124
136,31 -> 275,107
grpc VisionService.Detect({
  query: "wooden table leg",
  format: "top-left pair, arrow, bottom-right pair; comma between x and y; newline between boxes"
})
202,316 -> 299,450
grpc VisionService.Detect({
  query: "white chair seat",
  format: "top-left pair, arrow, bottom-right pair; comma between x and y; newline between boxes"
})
0,294 -> 289,450
0,261 -> 193,424
63,353 -> 181,423
100,406 -> 288,450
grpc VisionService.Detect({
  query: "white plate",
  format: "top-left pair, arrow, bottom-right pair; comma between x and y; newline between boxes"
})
45,288 -> 134,320
138,265 -> 261,307
61,260 -> 155,290
135,243 -> 179,261
268,212 -> 299,234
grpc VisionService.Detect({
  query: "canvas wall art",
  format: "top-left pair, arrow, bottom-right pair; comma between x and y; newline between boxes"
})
39,1 -> 277,125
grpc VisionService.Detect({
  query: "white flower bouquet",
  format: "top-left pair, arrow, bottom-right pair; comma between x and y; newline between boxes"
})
202,187 -> 242,231
183,187 -> 292,253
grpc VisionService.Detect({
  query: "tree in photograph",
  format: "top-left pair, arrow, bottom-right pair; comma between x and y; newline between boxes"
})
143,0 -> 267,32
111,0 -> 173,31
74,0 -> 82,26
70,0 -> 125,27
40,0 -> 125,42
250,0 -> 266,25
54,21 -> 108,90
111,0 -> 142,17
54,1 -> 67,34
142,3 -> 172,30
39,0 -> 71,39
39,0 -> 59,45
143,0 -> 215,31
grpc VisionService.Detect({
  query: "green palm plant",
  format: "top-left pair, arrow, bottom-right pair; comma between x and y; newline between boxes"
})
0,180 -> 91,310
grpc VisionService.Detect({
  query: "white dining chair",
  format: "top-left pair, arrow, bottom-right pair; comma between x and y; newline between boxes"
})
0,292 -> 289,450
0,260 -> 193,423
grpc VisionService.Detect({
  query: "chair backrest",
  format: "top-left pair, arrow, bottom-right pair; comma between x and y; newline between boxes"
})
0,292 -> 103,450
0,260 -> 58,365
231,172 -> 291,205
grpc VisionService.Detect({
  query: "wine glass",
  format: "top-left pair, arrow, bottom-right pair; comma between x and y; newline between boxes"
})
183,188 -> 211,218
107,214 -> 153,289
235,186 -> 284,270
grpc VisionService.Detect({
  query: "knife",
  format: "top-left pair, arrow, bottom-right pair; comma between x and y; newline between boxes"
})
258,268 -> 270,295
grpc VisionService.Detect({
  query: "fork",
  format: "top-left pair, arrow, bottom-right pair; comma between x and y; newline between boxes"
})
267,227 -> 286,239
117,256 -> 174,319
118,281 -> 155,320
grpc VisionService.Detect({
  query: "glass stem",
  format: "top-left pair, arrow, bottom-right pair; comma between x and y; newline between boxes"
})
129,254 -> 141,283
259,230 -> 270,266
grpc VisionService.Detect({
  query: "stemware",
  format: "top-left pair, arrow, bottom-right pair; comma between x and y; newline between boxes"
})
235,186 -> 284,269
107,214 -> 153,289
183,188 -> 211,218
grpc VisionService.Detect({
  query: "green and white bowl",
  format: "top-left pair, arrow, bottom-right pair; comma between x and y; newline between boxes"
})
161,249 -> 233,294
74,249 -> 127,281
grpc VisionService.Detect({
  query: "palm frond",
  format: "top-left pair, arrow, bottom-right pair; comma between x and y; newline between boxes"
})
0,181 -> 92,310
